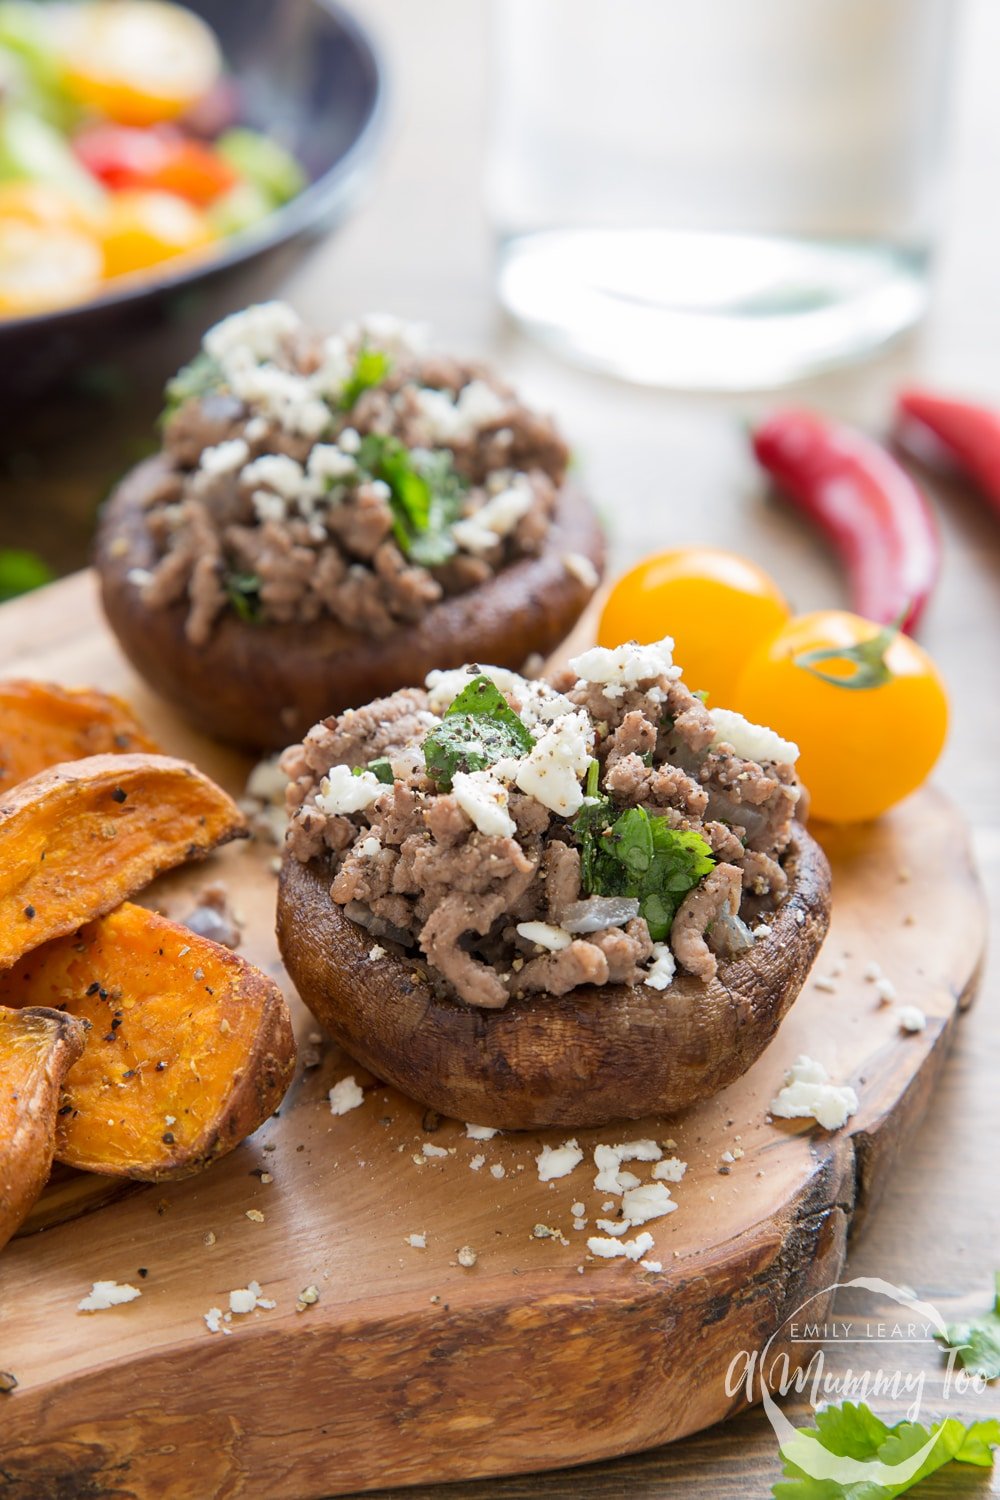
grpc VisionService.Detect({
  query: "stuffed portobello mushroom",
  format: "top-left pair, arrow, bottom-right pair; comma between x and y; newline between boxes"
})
96,304 -> 604,750
276,638 -> 831,1129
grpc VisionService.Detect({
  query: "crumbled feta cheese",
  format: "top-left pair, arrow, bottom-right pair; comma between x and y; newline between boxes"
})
614,1140 -> 662,1162
621,1182 -> 677,1225
651,1157 -> 687,1182
570,638 -> 678,692
640,1259 -> 663,1273
424,663 -> 526,715
406,1234 -> 426,1249
306,332 -> 352,398
229,1287 -> 256,1315
769,1055 -> 859,1131
230,362 -> 331,439
814,976 -> 838,994
242,453 -> 309,501
616,1171 -> 641,1190
200,438 -> 249,476
204,1307 -> 228,1335
489,1163 -> 506,1180
328,1076 -> 364,1115
453,475 -> 535,554
709,708 -> 799,766
246,755 -> 287,804
204,301 -> 301,365
562,552 -> 600,589
594,1144 -> 626,1195
457,1245 -> 478,1268
875,976 -> 898,1004
595,1218 -> 629,1237
897,1005 -> 927,1033
753,924 -> 772,940
422,1142 -> 449,1158
452,770 -> 516,838
251,489 -> 286,524
78,1280 -> 141,1312
720,1150 -> 735,1164
514,711 -> 594,816
587,1231 -> 655,1262
354,311 -> 428,359
536,1140 -> 584,1181
368,943 -> 386,961
126,567 -> 153,587
573,1216 -> 588,1231
466,1123 -> 498,1140
316,764 -> 383,815
339,425 -> 361,454
307,443 -> 357,485
359,836 -> 381,859
863,960 -> 882,982
517,921 -> 572,952
571,1201 -> 586,1217
643,944 -> 676,990
414,380 -> 505,446
469,1154 -> 486,1171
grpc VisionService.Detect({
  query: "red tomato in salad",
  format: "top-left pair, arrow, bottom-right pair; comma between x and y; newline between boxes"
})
74,126 -> 238,206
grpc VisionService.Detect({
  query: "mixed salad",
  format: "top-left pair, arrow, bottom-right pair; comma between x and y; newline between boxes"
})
0,0 -> 306,317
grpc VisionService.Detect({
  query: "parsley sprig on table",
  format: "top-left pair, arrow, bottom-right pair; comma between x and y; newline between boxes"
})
938,1271 -> 1000,1380
422,675 -> 534,791
358,433 -> 467,567
571,759 -> 714,941
773,1399 -> 1000,1498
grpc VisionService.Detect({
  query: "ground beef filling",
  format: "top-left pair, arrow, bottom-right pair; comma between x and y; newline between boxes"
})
282,652 -> 801,1009
132,307 -> 570,645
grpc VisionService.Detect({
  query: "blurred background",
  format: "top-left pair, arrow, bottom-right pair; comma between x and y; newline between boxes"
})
1,0 -> 999,584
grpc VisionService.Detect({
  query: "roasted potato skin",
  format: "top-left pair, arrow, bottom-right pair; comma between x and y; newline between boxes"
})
0,1007 -> 86,1251
95,456 -> 607,752
277,826 -> 831,1130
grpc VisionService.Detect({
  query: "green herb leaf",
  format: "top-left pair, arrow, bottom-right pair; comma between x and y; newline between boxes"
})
224,571 -> 262,623
352,758 -> 395,785
0,548 -> 52,602
422,673 -> 533,790
162,350 -> 224,424
571,795 -> 714,941
939,1272 -> 1000,1380
357,434 -> 467,566
340,347 -> 392,411
215,127 -> 307,206
773,1400 -> 1000,1499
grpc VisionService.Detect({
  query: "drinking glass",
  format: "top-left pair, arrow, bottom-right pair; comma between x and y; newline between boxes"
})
486,0 -> 960,389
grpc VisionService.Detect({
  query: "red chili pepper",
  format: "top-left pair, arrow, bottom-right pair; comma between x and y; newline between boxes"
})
751,410 -> 940,634
896,388 -> 1000,521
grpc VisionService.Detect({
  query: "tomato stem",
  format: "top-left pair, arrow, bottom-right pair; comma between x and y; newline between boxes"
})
793,609 -> 908,691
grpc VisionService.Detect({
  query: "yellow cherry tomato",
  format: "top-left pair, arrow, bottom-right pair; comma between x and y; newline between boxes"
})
100,189 -> 216,279
734,610 -> 948,825
0,185 -> 103,315
57,1 -> 222,126
598,547 -> 790,705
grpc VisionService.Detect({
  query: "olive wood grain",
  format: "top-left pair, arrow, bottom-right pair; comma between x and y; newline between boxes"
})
0,572 -> 987,1500
277,826 -> 831,1129
95,457 -> 606,751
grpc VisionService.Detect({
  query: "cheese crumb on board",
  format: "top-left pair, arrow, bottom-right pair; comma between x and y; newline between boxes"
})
490,1164 -> 506,1180
621,1183 -> 677,1226
615,1139 -> 662,1162
897,1005 -> 927,1033
78,1281 -> 141,1312
422,1142 -> 449,1158
407,1233 -> 427,1249
570,1201 -> 586,1217
651,1157 -> 687,1183
469,1154 -> 486,1171
769,1055 -> 858,1131
536,1140 -> 584,1181
457,1246 -> 478,1268
586,1231 -> 656,1262
466,1123 -> 498,1140
875,976 -> 898,1004
640,1259 -> 663,1274
329,1076 -> 365,1116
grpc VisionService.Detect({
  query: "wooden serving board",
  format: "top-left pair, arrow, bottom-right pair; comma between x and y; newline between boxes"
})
0,574 -> 988,1500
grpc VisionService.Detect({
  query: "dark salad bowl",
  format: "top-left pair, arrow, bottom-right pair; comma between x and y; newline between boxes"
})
1,0 -> 385,396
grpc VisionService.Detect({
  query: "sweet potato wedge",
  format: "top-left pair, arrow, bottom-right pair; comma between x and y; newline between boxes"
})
0,679 -> 158,794
0,753 -> 246,971
0,902 -> 295,1181
0,1005 -> 87,1251
278,824 -> 831,1129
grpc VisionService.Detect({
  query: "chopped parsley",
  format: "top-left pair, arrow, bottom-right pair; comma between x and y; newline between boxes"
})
357,433 -> 467,567
224,571 -> 262,623
938,1272 -> 1000,1380
773,1399 -> 1000,1499
422,674 -> 533,790
352,758 -> 395,785
572,761 -> 714,941
339,347 -> 392,410
162,351 -> 224,424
